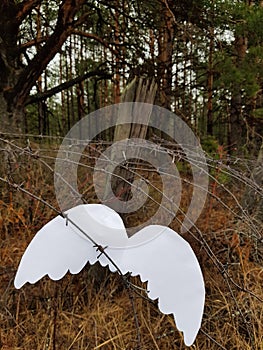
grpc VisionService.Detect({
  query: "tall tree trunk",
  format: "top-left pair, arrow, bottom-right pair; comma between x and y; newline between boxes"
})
229,36 -> 247,153
207,26 -> 214,136
0,0 -> 21,131
156,5 -> 174,110
0,0 -> 83,131
113,1 -> 121,104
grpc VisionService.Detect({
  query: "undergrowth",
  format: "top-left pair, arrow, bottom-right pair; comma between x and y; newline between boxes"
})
0,135 -> 262,349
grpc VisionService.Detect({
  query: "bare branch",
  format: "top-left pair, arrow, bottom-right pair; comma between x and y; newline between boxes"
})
71,29 -> 120,56
25,68 -> 113,105
19,36 -> 50,51
7,0 -> 85,109
16,0 -> 42,24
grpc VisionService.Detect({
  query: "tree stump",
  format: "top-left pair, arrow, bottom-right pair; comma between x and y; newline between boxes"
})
103,76 -> 157,209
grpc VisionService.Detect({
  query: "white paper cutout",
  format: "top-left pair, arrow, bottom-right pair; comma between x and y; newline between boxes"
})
14,204 -> 205,346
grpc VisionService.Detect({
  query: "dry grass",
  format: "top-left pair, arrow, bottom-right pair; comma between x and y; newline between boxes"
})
0,137 -> 262,349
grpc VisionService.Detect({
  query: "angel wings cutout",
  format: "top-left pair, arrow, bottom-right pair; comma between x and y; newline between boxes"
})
14,204 -> 205,347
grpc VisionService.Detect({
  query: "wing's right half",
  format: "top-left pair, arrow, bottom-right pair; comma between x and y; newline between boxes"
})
99,225 -> 205,346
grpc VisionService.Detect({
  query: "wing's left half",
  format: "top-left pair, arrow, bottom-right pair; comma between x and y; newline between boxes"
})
14,215 -> 97,289
14,203 -> 127,289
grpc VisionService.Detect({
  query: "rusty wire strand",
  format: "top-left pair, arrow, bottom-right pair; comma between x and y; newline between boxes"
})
0,135 -> 262,349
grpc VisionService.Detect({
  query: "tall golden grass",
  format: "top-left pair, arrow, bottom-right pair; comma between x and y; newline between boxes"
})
0,138 -> 262,349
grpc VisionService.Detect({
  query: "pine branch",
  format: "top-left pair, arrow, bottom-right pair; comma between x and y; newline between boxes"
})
25,68 -> 113,105
72,29 -> 119,56
7,0 -> 84,109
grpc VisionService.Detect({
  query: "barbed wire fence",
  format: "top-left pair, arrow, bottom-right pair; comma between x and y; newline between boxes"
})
0,131 -> 262,349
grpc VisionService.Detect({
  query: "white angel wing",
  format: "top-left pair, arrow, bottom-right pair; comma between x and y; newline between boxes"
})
98,225 -> 205,346
14,204 -> 125,289
14,205 -> 205,346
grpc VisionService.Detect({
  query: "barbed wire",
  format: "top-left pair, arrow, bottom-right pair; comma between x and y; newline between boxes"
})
1,137 -> 262,280
0,134 -> 262,349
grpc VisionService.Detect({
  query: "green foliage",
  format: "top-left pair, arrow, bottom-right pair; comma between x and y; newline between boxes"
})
25,103 -> 39,133
201,135 -> 230,183
252,107 -> 263,120
2,0 -> 262,155
1,2 -> 263,348
201,135 -> 220,157
233,3 -> 263,44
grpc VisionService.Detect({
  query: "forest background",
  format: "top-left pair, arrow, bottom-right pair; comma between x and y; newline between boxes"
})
0,1 -> 262,349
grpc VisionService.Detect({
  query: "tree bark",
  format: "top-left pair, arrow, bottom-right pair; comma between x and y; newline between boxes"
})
207,26 -> 214,136
103,76 -> 157,214
156,4 -> 174,110
6,0 -> 83,110
0,0 -> 85,130
228,36 -> 247,153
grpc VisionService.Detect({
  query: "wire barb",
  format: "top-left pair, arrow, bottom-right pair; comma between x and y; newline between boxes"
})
95,245 -> 108,259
